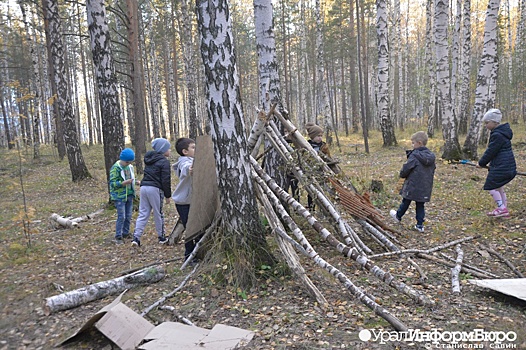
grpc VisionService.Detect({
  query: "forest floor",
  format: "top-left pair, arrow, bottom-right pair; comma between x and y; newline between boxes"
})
1,128 -> 526,350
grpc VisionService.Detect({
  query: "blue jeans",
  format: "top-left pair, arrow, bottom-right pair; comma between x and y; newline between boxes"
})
115,197 -> 134,239
396,198 -> 425,226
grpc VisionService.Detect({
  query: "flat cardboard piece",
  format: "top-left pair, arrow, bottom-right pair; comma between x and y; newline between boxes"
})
61,293 -> 254,350
469,278 -> 526,301
185,135 -> 219,241
140,322 -> 254,350
60,291 -> 154,349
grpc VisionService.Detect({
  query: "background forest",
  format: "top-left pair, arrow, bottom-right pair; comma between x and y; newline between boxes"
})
0,0 -> 525,160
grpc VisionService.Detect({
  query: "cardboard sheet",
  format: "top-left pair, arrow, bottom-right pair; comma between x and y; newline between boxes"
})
61,293 -> 254,350
468,278 -> 526,301
185,135 -> 219,241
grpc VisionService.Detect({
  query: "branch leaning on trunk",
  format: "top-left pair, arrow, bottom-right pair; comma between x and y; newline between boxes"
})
255,184 -> 328,307
251,163 -> 433,306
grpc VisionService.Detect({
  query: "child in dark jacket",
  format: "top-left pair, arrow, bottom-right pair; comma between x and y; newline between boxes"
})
132,138 -> 172,247
476,108 -> 516,218
390,131 -> 436,233
109,148 -> 138,244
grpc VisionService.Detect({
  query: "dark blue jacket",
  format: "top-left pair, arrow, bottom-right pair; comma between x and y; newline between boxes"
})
400,147 -> 436,202
478,123 -> 516,190
141,151 -> 172,198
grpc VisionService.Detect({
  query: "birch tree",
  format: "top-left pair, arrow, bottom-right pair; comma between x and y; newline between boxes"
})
434,0 -> 461,160
42,0 -> 91,181
458,0 -> 471,134
19,2 -> 41,159
179,0 -> 199,140
425,0 -> 436,137
254,0 -> 288,188
86,0 -> 125,183
376,0 -> 396,146
126,0 -> 147,173
196,0 -> 272,286
462,0 -> 500,159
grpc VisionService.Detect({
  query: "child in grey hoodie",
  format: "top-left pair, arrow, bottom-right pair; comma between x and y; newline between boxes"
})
172,138 -> 196,262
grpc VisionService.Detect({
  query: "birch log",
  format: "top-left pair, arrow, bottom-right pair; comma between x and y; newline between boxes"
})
255,184 -> 328,307
50,209 -> 104,228
451,244 -> 464,294
43,267 -> 165,315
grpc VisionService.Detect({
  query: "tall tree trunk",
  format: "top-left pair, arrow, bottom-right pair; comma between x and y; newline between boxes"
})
196,0 -> 272,287
462,0 -> 501,159
458,0 -> 471,134
78,5 -> 94,146
376,0 -> 396,147
315,0 -> 330,125
43,0 -> 91,181
126,0 -> 146,174
179,0 -> 199,140
349,0 -> 359,134
434,0 -> 461,160
42,0 -> 66,159
86,0 -> 125,185
356,0 -> 369,153
254,0 -> 287,188
425,0 -> 436,137
19,2 -> 41,159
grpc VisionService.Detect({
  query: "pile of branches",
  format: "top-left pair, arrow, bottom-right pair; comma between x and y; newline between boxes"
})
240,107 -> 523,331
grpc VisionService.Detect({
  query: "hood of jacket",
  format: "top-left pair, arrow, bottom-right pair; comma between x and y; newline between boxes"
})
411,147 -> 436,167
492,123 -> 513,141
144,151 -> 166,166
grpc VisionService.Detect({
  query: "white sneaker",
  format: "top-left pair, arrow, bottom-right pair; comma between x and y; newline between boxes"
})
389,209 -> 400,222
414,225 -> 424,233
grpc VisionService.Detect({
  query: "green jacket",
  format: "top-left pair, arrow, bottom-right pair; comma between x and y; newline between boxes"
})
109,161 -> 136,201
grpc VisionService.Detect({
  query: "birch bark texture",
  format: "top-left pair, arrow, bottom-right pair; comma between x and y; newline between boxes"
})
86,0 -> 125,182
462,0 -> 501,159
376,0 -> 396,147
42,0 -> 91,181
196,0 -> 269,280
434,0 -> 461,160
254,0 -> 287,188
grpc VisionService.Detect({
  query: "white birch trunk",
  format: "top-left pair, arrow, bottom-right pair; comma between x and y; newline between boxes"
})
376,0 -> 396,146
462,0 -> 501,159
43,267 -> 165,315
425,0 -> 436,136
458,0 -> 471,134
434,0 -> 462,159
315,0 -> 330,123
86,0 -> 125,181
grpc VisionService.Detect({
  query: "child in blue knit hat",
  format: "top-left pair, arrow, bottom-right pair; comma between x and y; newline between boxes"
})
109,148 -> 139,244
132,138 -> 172,247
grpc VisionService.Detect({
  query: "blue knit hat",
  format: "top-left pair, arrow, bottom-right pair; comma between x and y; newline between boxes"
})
152,138 -> 171,154
120,148 -> 135,161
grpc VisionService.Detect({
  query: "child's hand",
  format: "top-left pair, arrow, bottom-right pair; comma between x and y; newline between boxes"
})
189,165 -> 193,176
165,197 -> 171,204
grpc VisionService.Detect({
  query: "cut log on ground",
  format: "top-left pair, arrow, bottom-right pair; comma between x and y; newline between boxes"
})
49,209 -> 104,228
451,244 -> 464,294
43,266 -> 165,315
